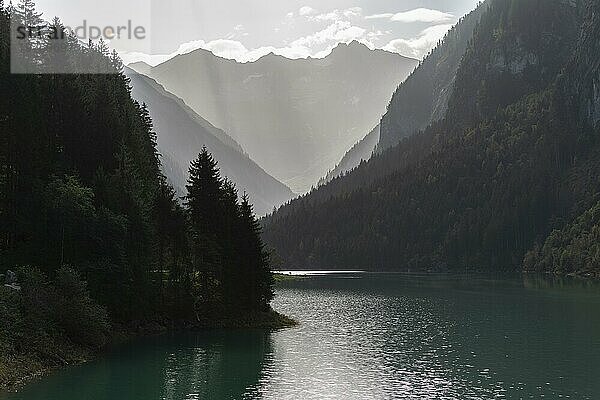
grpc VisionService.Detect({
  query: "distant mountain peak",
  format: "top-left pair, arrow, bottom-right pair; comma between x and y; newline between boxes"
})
255,51 -> 287,63
331,40 -> 371,54
128,60 -> 152,74
329,40 -> 414,61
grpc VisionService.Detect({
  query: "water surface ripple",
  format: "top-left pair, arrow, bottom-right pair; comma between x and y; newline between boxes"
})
4,273 -> 600,399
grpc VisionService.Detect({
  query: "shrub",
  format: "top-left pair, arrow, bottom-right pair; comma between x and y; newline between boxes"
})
53,267 -> 111,349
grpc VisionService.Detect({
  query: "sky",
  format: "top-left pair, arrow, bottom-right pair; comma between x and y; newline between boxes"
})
33,0 -> 481,65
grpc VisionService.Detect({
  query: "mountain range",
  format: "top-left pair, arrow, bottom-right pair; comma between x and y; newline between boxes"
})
317,2 -> 489,184
130,41 -> 418,193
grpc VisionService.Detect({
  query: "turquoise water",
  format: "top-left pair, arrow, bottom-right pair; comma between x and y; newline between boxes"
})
4,273 -> 600,399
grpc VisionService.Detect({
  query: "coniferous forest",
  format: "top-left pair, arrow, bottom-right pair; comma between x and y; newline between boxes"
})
0,0 -> 279,386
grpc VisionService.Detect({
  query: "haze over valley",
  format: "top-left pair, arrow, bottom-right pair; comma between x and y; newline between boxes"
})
125,68 -> 294,215
131,42 -> 418,194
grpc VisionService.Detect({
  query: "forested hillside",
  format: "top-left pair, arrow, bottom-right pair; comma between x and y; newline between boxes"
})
0,1 -> 281,386
524,0 -> 600,276
263,0 -> 600,275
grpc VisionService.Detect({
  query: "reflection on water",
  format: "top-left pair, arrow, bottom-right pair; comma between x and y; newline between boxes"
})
3,273 -> 600,400
4,330 -> 272,400
259,273 -> 600,399
159,331 -> 272,399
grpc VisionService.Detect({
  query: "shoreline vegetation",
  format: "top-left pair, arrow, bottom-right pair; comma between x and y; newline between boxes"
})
0,299 -> 297,392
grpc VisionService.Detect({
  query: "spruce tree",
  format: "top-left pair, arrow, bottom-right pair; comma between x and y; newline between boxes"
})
219,178 -> 241,308
0,2 -> 8,263
239,193 -> 274,311
186,146 -> 222,232
12,0 -> 45,67
13,0 -> 42,27
185,147 -> 224,310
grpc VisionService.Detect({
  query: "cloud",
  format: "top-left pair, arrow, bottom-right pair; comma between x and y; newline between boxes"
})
391,8 -> 454,23
203,39 -> 249,60
366,8 -> 453,23
383,24 -> 452,59
291,20 -> 366,48
283,11 -> 295,24
120,39 -> 208,65
312,11 -> 339,21
176,40 -> 208,55
299,6 -> 317,16
121,38 -> 306,66
365,13 -> 394,20
310,7 -> 362,22
120,39 -> 244,66
344,7 -> 363,18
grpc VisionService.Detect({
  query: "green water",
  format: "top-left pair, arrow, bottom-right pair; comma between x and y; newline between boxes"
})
3,273 -> 600,399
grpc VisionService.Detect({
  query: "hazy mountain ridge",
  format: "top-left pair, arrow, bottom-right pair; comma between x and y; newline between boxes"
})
319,125 -> 380,186
263,0 -> 598,273
125,69 -> 294,215
135,41 -> 418,193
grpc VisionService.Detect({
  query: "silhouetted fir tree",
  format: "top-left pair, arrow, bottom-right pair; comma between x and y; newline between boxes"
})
185,146 -> 222,232
0,2 -> 9,260
183,147 -> 275,313
219,178 -> 241,307
11,0 -> 45,65
185,146 -> 224,310
239,193 -> 274,311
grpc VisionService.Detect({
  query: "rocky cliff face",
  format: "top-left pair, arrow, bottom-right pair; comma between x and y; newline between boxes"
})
565,0 -> 600,126
376,2 -> 489,152
446,0 -> 582,129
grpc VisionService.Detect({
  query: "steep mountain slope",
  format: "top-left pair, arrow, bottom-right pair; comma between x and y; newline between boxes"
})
377,1 -> 490,152
263,0 -> 593,272
317,1 -> 488,186
524,0 -> 600,276
135,42 -> 418,193
319,125 -> 380,185
128,61 -> 152,75
125,69 -> 294,215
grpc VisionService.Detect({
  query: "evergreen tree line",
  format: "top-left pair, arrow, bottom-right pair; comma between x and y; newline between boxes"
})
263,0 -> 600,275
0,0 -> 274,349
